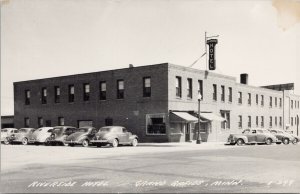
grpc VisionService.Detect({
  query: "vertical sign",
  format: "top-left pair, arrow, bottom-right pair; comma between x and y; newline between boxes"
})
206,39 -> 218,70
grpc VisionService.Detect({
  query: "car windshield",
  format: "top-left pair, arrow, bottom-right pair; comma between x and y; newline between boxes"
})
19,128 -> 29,133
53,128 -> 63,134
99,127 -> 112,132
243,130 -> 250,134
78,128 -> 89,133
1,129 -> 8,132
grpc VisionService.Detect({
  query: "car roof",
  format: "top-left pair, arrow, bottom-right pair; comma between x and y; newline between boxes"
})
53,126 -> 76,128
100,126 -> 124,128
38,127 -> 54,130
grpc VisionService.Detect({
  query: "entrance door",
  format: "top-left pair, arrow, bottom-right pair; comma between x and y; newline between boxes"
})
185,123 -> 190,142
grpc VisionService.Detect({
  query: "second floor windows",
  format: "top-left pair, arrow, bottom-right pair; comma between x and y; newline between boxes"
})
198,80 -> 203,99
24,117 -> 30,127
248,93 -> 251,105
213,84 -> 217,101
221,85 -> 225,102
256,94 -> 258,105
54,86 -> 60,103
58,117 -> 65,126
38,117 -> 43,128
261,95 -> 264,106
143,77 -> 151,97
99,81 -> 107,100
187,78 -> 192,99
25,90 -> 30,105
176,76 -> 182,98
117,80 -> 124,99
228,87 -> 232,102
269,116 -> 273,128
41,88 -> 47,104
238,115 -> 242,129
256,116 -> 259,127
248,116 -> 251,128
69,85 -> 75,102
261,116 -> 264,128
238,92 -> 242,104
270,97 -> 272,108
83,83 -> 90,101
275,97 -> 277,107
279,98 -> 282,107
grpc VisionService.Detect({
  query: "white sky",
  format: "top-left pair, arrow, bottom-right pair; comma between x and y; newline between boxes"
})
1,0 -> 300,115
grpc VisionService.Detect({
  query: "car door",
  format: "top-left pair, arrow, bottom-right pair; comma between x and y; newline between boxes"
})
87,128 -> 97,140
247,129 -> 257,142
118,127 -> 130,144
256,129 -> 265,142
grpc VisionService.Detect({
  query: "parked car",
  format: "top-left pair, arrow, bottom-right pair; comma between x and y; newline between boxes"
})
28,127 -> 54,145
9,128 -> 36,145
227,128 -> 278,146
268,129 -> 294,145
90,126 -> 138,148
65,126 -> 99,147
285,130 -> 300,144
1,128 -> 18,145
48,126 -> 78,146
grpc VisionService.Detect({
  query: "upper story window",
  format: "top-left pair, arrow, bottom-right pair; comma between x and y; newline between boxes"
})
256,94 -> 258,105
24,117 -> 30,127
269,116 -> 272,128
25,90 -> 30,105
117,80 -> 124,99
275,116 -> 277,126
238,115 -> 242,129
198,80 -> 203,100
83,83 -> 90,101
69,85 -> 75,103
279,117 -> 282,127
248,93 -> 251,105
220,110 -> 230,129
221,85 -> 225,102
99,81 -> 107,100
176,76 -> 182,98
291,117 -> 293,126
256,116 -> 259,127
228,87 -> 232,103
54,86 -> 60,103
261,95 -> 264,106
248,116 -> 251,128
58,117 -> 65,126
279,98 -> 282,108
261,116 -> 264,128
275,97 -> 277,107
41,88 -> 47,104
291,100 -> 293,109
213,84 -> 217,101
269,96 -> 272,108
187,78 -> 192,99
238,92 -> 242,104
38,117 -> 44,128
143,77 -> 151,97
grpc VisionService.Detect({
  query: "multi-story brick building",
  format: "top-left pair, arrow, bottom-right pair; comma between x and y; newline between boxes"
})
14,63 -> 300,142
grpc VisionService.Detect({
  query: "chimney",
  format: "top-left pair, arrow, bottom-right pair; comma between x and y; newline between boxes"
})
129,64 -> 134,68
240,73 -> 248,84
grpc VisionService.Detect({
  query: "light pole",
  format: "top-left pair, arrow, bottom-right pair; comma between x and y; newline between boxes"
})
196,92 -> 202,144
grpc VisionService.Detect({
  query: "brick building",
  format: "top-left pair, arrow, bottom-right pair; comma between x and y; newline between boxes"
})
14,63 -> 300,142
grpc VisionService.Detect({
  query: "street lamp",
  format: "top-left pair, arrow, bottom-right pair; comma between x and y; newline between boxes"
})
196,92 -> 202,144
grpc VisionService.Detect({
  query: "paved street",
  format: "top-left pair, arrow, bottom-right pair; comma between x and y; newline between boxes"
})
1,143 -> 300,193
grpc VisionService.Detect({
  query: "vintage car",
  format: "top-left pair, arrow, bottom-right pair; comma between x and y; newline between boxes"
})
1,128 -> 18,145
28,127 -> 54,145
90,126 -> 138,147
65,126 -> 99,147
48,126 -> 78,146
285,130 -> 300,144
9,128 -> 36,145
268,129 -> 294,145
227,128 -> 278,146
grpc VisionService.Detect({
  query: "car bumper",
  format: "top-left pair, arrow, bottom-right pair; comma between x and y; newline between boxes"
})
90,139 -> 109,143
64,140 -> 81,144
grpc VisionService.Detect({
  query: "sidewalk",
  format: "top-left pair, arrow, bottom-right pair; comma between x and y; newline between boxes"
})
139,141 -> 227,147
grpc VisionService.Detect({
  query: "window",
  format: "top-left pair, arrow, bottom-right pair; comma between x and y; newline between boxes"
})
220,111 -> 230,129
279,117 -> 282,127
146,113 -> 166,135
221,85 -> 225,102
275,97 -> 277,107
99,81 -> 107,100
291,117 -> 293,126
248,116 -> 251,128
248,93 -> 251,105
45,120 -> 51,127
238,115 -> 242,129
256,116 -> 259,127
228,87 -> 232,102
261,116 -> 264,128
213,84 -> 217,101
176,76 -> 182,98
105,117 -> 113,126
198,80 -> 203,99
269,97 -> 272,108
291,100 -> 293,109
238,92 -> 242,104
269,116 -> 272,128
143,77 -> 151,97
54,86 -> 60,103
24,118 -> 30,127
256,94 -> 258,105
69,85 -> 75,102
117,80 -> 124,99
25,90 -> 30,105
275,117 -> 277,127
58,117 -> 64,126
187,78 -> 192,99
41,88 -> 47,104
279,98 -> 282,108
261,95 -> 264,106
38,117 -> 43,128
83,83 -> 90,101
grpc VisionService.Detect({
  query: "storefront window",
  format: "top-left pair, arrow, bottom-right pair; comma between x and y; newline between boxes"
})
146,113 -> 166,135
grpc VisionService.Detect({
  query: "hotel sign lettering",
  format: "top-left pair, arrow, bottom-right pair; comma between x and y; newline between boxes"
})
206,39 -> 218,70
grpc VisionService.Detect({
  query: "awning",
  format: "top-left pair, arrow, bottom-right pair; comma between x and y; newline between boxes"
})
170,112 -> 200,123
199,112 -> 226,122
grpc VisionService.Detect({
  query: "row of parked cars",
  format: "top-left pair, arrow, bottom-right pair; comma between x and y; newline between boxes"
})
1,126 -> 138,148
227,128 -> 299,145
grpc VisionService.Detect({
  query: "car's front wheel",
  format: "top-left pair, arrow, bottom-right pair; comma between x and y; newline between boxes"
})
292,139 -> 298,144
44,138 -> 51,146
111,139 -> 119,148
236,139 -> 244,146
3,137 -> 10,145
131,138 -> 138,147
22,138 -> 28,145
82,139 -> 89,147
283,138 -> 289,145
266,138 -> 272,145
